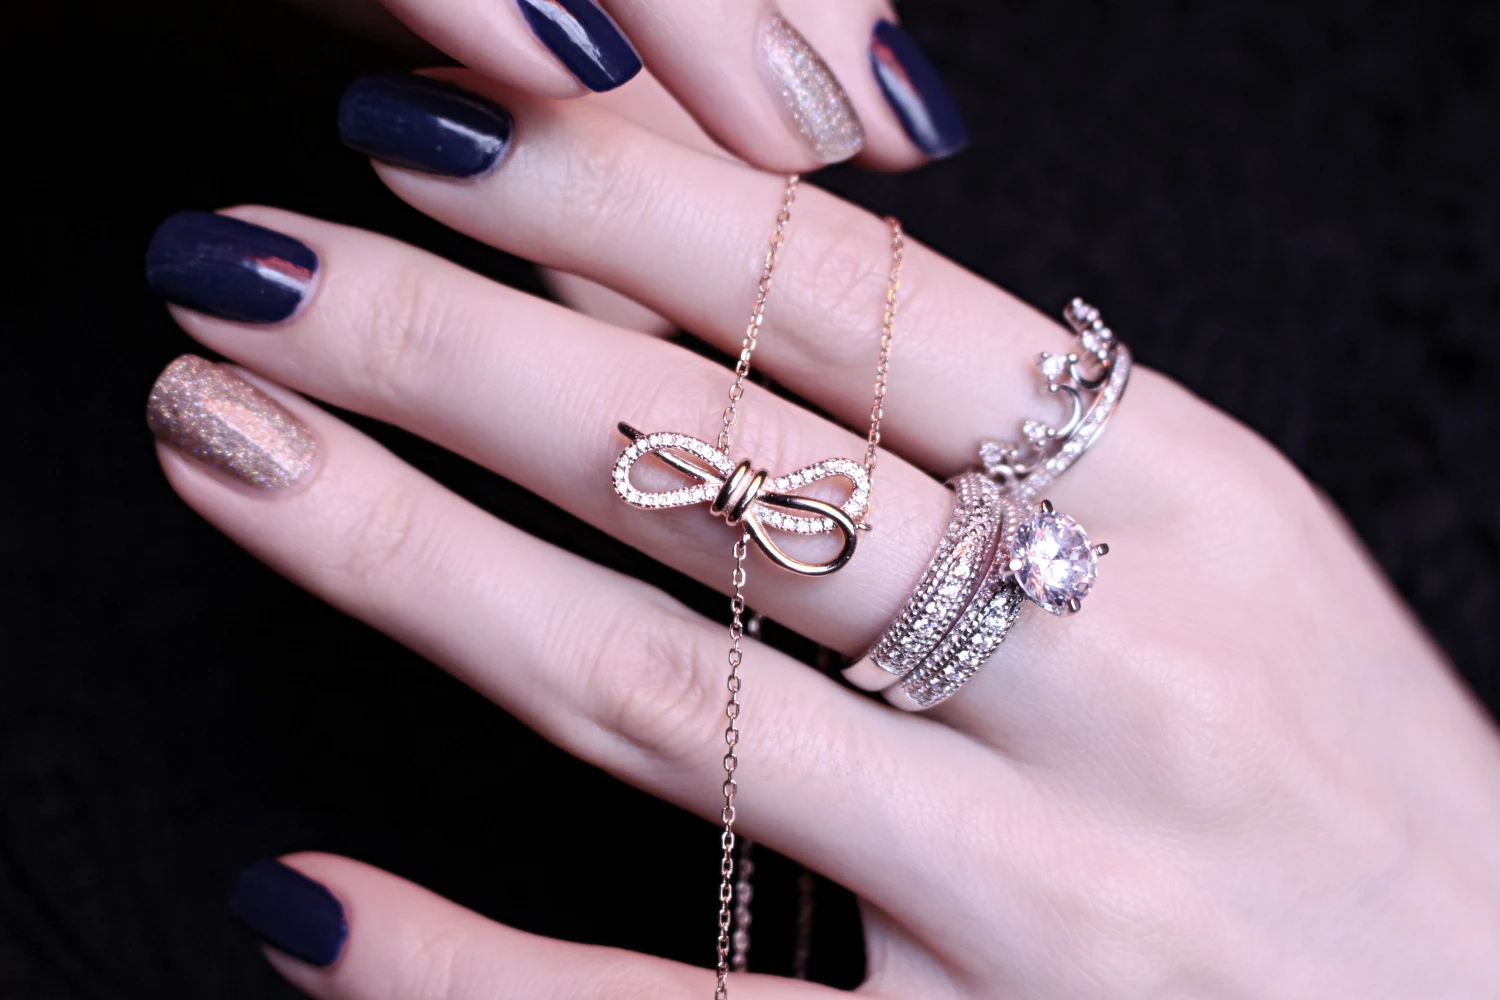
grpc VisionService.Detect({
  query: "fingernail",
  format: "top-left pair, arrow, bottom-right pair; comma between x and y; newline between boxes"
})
229,860 -> 347,968
760,14 -> 864,164
147,356 -> 318,490
339,75 -> 514,178
871,20 -> 969,159
516,0 -> 642,93
146,211 -> 317,325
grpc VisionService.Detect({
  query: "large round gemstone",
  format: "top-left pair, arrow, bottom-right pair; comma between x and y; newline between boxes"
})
1012,509 -> 1097,613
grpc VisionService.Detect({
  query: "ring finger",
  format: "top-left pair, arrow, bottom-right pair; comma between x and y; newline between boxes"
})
342,69 -> 1181,499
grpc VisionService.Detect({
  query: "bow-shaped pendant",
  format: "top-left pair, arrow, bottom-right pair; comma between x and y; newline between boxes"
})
611,423 -> 869,576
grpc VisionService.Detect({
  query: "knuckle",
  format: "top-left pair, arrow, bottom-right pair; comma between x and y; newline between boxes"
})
787,210 -> 896,369
1073,866 -> 1233,995
358,263 -> 455,407
330,476 -> 436,598
386,916 -> 464,1000
576,956 -> 694,1000
1110,639 -> 1279,801
551,127 -> 664,239
573,599 -> 728,770
1154,401 -> 1316,528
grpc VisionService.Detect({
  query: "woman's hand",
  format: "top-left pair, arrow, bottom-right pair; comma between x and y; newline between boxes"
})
346,0 -> 966,170
144,69 -> 1500,998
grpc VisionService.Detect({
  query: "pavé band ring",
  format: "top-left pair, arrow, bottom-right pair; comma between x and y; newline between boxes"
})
843,472 -> 1004,691
890,495 -> 1109,710
877,298 -> 1126,710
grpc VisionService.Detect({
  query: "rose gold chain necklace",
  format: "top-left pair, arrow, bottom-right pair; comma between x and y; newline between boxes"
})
610,174 -> 905,997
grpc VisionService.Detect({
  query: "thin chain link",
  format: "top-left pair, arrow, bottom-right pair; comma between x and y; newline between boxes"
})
792,868 -> 816,981
860,218 -> 905,522
714,533 -> 751,1000
730,836 -> 755,972
719,176 -> 800,455
712,185 -> 905,998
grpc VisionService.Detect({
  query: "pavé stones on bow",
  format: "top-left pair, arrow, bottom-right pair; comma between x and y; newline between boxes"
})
612,423 -> 870,576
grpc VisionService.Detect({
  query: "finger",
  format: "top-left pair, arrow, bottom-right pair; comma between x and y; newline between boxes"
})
346,72 -> 1166,500
777,0 -> 969,165
368,0 -> 962,170
541,268 -> 676,337
370,0 -> 643,99
241,854 -> 840,1000
146,208 -> 953,658
600,0 -> 959,169
148,357 -> 1018,923
537,69 -> 721,336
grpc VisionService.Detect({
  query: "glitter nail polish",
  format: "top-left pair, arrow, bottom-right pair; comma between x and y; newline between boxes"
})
147,356 -> 317,489
760,15 -> 865,164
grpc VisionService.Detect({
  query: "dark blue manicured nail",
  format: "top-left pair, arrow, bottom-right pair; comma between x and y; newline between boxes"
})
516,0 -> 642,92
870,20 -> 969,159
146,212 -> 317,325
339,75 -> 514,179
230,860 -> 348,968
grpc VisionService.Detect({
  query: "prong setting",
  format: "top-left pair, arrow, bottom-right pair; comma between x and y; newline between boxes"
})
1009,504 -> 1101,615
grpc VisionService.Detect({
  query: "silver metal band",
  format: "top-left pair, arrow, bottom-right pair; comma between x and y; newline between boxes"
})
894,494 -> 1027,709
845,472 -> 1004,690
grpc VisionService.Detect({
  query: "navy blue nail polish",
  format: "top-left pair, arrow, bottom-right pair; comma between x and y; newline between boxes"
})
229,860 -> 348,968
146,212 -> 317,325
870,20 -> 969,159
339,75 -> 514,178
516,0 -> 642,92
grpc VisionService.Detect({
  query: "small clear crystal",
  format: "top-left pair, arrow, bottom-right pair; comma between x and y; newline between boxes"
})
1038,352 -> 1069,381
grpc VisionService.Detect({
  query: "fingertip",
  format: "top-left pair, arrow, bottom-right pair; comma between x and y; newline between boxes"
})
229,857 -> 350,971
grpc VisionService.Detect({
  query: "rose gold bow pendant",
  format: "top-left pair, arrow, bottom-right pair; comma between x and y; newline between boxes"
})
611,423 -> 869,576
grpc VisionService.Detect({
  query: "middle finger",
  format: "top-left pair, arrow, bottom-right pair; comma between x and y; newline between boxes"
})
154,207 -> 949,656
348,70 -> 1131,477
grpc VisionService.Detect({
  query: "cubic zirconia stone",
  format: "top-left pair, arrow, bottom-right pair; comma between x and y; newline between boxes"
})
1013,509 -> 1097,613
1038,352 -> 1069,381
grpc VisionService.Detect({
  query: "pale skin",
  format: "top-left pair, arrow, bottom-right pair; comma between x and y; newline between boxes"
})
154,6 -> 1500,996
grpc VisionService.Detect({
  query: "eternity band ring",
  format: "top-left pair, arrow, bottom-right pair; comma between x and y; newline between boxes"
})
842,472 -> 1006,691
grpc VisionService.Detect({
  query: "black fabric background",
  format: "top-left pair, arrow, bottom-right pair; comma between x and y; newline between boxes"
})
2,0 -> 1497,995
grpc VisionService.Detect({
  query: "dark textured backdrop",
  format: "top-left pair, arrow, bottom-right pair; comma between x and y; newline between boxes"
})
2,0 -> 1497,995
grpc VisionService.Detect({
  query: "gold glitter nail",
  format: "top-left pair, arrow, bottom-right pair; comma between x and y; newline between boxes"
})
147,355 -> 318,489
761,14 -> 865,163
